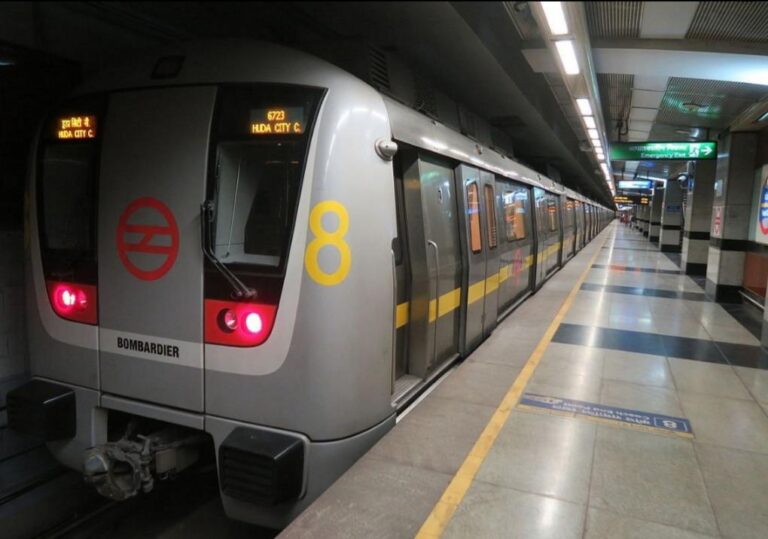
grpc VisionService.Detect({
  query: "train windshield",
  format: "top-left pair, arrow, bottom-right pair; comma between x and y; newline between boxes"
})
37,97 -> 104,284
211,85 -> 324,271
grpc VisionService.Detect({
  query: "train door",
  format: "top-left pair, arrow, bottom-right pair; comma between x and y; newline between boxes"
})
480,171 -> 500,338
98,87 -> 214,411
394,150 -> 462,398
456,166 -> 498,352
545,193 -> 561,275
495,180 -> 534,316
566,197 -> 577,259
457,165 -> 484,353
532,188 -> 547,288
574,200 -> 584,251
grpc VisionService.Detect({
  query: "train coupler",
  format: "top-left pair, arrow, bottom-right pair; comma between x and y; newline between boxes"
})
83,424 -> 207,501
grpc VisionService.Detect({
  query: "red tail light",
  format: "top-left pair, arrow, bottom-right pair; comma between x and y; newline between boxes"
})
46,281 -> 98,325
204,299 -> 277,347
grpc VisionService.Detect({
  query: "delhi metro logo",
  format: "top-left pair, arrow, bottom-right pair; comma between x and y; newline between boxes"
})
117,197 -> 179,281
760,175 -> 768,235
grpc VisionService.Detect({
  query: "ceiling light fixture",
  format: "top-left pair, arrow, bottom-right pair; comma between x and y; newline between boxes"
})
587,128 -> 599,139
541,1 -> 569,35
584,116 -> 596,129
576,98 -> 592,116
555,40 -> 580,75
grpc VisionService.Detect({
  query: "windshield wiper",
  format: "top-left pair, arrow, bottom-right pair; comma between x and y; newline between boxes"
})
200,201 -> 256,300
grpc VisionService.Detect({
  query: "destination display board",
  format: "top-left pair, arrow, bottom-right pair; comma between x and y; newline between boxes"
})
610,141 -> 716,161
56,115 -> 97,140
614,194 -> 641,205
250,107 -> 305,135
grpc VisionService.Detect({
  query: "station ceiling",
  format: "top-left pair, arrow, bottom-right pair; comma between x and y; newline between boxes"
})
2,2 -> 768,206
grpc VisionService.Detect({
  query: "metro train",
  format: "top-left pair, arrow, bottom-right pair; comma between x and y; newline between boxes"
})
8,40 -> 612,527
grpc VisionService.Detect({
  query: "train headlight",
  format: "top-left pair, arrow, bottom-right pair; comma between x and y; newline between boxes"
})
244,312 -> 263,335
47,281 -> 98,324
221,309 -> 239,331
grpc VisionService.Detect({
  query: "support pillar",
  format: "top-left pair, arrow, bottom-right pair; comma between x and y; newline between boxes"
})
705,132 -> 758,302
649,186 -> 663,243
660,180 -> 683,252
681,160 -> 716,275
638,204 -> 648,234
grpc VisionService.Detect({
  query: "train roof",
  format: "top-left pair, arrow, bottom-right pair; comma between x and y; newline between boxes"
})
73,39 -> 607,210
382,96 -> 604,207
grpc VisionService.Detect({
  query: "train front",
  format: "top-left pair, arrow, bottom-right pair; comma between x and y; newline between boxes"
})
7,41 -> 398,527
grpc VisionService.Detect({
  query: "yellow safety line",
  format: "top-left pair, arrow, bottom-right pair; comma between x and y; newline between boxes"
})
414,231 -> 610,539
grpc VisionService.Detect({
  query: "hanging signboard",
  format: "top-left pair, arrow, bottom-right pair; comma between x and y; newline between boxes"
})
610,141 -> 716,161
617,180 -> 653,190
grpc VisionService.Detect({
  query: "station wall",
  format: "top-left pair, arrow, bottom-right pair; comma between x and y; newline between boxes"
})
0,231 -> 26,383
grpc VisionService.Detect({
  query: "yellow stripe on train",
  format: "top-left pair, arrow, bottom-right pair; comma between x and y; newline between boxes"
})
396,243 -> 561,328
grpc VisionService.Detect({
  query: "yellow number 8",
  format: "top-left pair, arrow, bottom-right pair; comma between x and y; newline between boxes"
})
305,201 -> 351,286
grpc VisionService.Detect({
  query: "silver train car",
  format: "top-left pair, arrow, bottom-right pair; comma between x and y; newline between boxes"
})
8,40 -> 612,527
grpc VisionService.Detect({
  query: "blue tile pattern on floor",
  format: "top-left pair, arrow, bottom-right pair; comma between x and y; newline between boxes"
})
552,323 -> 768,367
721,302 -> 764,341
602,246 -> 659,251
580,283 -> 707,301
591,264 -> 681,275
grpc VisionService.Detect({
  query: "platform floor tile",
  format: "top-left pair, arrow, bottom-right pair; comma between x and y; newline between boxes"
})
589,427 -> 718,536
443,480 -> 585,539
284,224 -> 768,538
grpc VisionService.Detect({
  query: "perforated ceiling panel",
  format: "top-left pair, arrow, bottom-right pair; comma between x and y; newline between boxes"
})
598,73 -> 634,142
687,1 -> 768,43
585,1 -> 644,38
653,77 -> 768,133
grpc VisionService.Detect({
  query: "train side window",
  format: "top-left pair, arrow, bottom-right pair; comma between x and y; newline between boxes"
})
503,188 -> 527,241
467,182 -> 482,253
484,185 -> 497,249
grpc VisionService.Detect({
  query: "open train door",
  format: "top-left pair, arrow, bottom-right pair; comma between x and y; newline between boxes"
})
97,87 -> 215,412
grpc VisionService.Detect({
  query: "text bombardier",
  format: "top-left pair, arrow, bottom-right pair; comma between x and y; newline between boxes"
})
117,337 -> 180,358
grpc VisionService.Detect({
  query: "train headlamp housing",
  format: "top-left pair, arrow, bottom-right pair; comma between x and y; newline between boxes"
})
205,299 -> 276,347
46,281 -> 98,325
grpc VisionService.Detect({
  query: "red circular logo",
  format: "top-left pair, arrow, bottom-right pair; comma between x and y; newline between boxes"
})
116,197 -> 179,281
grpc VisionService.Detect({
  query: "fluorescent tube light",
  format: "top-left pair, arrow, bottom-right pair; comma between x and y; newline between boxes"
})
584,116 -> 596,129
576,99 -> 592,116
555,40 -> 579,75
541,2 -> 568,35
588,128 -> 599,139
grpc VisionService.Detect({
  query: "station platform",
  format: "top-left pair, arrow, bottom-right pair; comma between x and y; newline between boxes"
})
281,222 -> 768,539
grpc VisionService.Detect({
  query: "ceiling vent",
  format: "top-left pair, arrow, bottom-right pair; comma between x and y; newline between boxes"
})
414,76 -> 439,119
367,45 -> 391,93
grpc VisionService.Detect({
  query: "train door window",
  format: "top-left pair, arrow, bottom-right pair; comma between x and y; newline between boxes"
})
467,182 -> 482,253
547,197 -> 559,232
503,188 -> 528,241
210,85 -> 324,271
484,185 -> 497,249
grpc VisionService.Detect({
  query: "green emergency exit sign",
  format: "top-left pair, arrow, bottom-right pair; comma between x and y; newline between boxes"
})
610,141 -> 717,161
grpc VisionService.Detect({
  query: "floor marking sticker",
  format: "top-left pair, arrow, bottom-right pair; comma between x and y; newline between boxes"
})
415,228 -> 612,539
518,393 -> 694,438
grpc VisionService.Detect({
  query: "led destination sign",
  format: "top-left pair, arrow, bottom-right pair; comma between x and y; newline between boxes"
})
250,107 -> 304,135
56,115 -> 97,140
614,195 -> 641,205
610,141 -> 716,161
